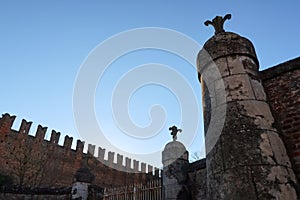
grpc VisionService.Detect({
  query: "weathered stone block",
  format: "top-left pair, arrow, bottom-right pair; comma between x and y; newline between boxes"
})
201,62 -> 223,85
207,166 -> 257,200
267,131 -> 291,167
205,103 -> 226,153
223,74 -> 256,101
227,55 -> 247,75
249,77 -> 267,101
206,138 -> 224,175
213,78 -> 226,106
215,57 -> 230,77
221,129 -> 275,169
227,55 -> 258,76
238,100 -> 276,130
251,165 -> 297,200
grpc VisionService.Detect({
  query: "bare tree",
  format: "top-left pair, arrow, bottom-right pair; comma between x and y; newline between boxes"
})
189,151 -> 204,162
7,136 -> 48,187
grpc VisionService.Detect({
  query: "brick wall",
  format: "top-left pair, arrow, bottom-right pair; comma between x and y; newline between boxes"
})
261,57 -> 300,179
0,113 -> 159,188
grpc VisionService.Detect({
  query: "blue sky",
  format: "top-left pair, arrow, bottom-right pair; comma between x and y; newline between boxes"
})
1,1 -> 299,168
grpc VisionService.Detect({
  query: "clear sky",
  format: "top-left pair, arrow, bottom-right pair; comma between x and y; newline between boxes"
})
1,1 -> 299,169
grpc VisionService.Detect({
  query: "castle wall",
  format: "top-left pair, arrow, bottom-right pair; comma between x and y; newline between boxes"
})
261,57 -> 300,179
0,114 -> 159,188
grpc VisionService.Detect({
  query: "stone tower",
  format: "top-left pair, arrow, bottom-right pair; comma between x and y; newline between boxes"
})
197,14 -> 298,199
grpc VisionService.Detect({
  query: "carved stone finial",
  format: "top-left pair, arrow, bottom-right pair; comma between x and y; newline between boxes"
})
169,125 -> 182,141
204,14 -> 232,35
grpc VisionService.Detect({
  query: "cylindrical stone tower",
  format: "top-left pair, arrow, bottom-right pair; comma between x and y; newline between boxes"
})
162,127 -> 191,200
197,14 -> 298,199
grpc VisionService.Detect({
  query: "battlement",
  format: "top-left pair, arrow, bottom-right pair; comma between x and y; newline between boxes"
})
96,147 -> 159,174
0,113 -> 159,176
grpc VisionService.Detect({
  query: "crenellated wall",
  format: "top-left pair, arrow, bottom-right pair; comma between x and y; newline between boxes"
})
0,113 -> 160,188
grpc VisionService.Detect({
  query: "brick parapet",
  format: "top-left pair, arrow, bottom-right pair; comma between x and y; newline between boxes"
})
260,56 -> 300,81
0,113 -> 160,188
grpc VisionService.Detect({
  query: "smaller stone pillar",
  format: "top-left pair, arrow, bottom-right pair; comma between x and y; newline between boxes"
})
162,134 -> 191,199
71,166 -> 94,200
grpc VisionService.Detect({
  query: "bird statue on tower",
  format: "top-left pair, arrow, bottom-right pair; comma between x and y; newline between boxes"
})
169,125 -> 182,141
